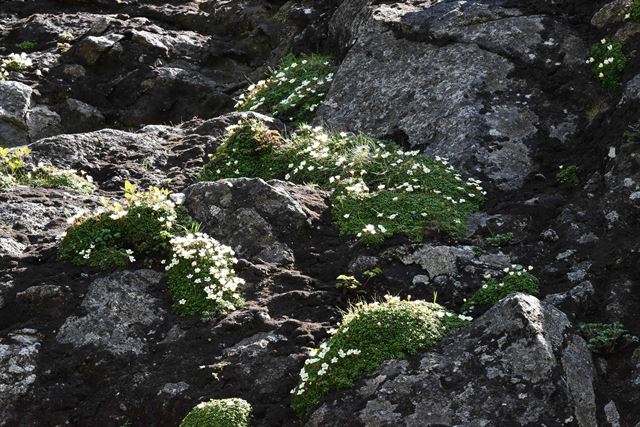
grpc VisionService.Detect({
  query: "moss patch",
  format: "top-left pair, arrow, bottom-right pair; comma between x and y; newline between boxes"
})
291,295 -> 468,416
180,398 -> 252,427
200,120 -> 484,243
463,265 -> 539,313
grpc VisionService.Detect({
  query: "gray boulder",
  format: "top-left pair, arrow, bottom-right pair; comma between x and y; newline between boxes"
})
317,0 -> 588,190
57,270 -> 165,355
0,81 -> 33,147
307,294 -> 597,427
184,178 -> 328,265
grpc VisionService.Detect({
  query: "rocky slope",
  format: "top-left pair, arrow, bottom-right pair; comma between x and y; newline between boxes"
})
1,0 -> 640,426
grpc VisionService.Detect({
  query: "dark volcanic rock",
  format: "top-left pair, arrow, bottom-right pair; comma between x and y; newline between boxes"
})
184,178 -> 329,265
307,293 -> 597,427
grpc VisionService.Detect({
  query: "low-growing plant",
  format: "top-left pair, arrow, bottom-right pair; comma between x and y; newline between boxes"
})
180,398 -> 252,427
557,164 -> 579,186
1,148 -> 95,192
0,147 -> 30,175
20,165 -> 95,193
290,295 -> 471,416
165,232 -> 245,318
59,31 -> 74,42
200,120 -> 484,244
624,0 -> 640,22
16,41 -> 36,50
336,267 -> 382,291
463,265 -> 539,313
485,232 -> 513,246
59,182 -> 179,269
1,52 -> 33,72
578,322 -> 638,354
586,38 -> 627,89
236,53 -> 336,123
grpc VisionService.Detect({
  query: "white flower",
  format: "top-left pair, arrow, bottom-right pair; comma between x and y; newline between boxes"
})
179,299 -> 186,305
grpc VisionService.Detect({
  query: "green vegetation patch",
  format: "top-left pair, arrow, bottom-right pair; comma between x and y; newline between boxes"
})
200,120 -> 484,243
291,295 -> 470,416
60,182 -> 244,318
463,265 -> 539,313
485,232 -> 514,246
578,322 -> 638,354
59,182 -> 178,269
166,232 -> 245,318
557,164 -> 579,186
1,147 -> 94,192
587,38 -> 627,89
624,0 -> 640,22
236,53 -> 335,123
16,41 -> 36,50
21,165 -> 95,193
180,398 -> 252,427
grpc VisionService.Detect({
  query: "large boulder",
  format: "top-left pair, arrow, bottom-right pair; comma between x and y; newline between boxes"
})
184,178 -> 329,265
307,293 -> 597,426
317,0 -> 590,190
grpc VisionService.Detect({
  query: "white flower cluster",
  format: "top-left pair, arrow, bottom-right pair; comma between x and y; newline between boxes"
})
166,232 -> 244,310
1,52 -> 33,74
586,39 -> 623,80
357,223 -> 387,237
235,58 -> 334,117
291,341 -> 361,396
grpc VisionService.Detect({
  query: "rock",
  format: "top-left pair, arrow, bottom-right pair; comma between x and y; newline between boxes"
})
604,401 -> 622,427
591,0 -> 630,28
0,328 -> 41,426
75,34 -> 125,65
384,244 -> 510,279
184,178 -> 329,265
28,129 -> 169,190
307,294 -> 597,426
317,0 -> 588,189
544,281 -> 595,319
0,81 -> 33,147
26,105 -> 62,142
158,381 -> 190,396
56,270 -> 165,355
59,98 -> 106,133
16,284 -> 70,306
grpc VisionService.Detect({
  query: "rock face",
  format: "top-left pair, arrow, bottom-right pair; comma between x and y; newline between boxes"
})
308,293 -> 597,427
0,328 -> 41,426
184,178 -> 329,265
318,0 -> 589,190
57,270 -> 165,355
0,81 -> 33,146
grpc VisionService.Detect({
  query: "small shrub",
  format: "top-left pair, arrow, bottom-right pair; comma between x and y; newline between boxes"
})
200,120 -> 484,243
463,265 -> 539,313
291,295 -> 470,416
59,182 -> 178,269
236,53 -> 335,123
485,232 -> 513,246
180,398 -> 252,427
578,322 -> 638,354
586,38 -> 627,89
557,164 -> 579,186
16,41 -> 36,50
165,232 -> 245,318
